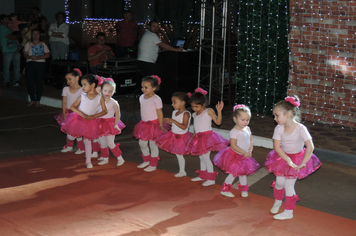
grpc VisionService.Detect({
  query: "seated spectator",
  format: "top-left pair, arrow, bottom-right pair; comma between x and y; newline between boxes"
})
87,32 -> 115,74
49,11 -> 69,60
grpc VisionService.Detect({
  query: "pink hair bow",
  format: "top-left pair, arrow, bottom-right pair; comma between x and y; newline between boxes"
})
151,75 -> 161,85
285,96 -> 300,107
233,104 -> 245,111
187,92 -> 192,98
195,87 -> 207,95
104,78 -> 114,82
96,75 -> 104,86
73,68 -> 82,77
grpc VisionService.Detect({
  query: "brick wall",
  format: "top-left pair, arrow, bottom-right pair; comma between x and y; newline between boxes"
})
288,0 -> 356,128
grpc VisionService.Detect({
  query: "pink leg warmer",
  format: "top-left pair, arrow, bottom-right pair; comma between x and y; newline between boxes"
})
100,147 -> 109,158
274,187 -> 285,201
77,139 -> 84,150
238,184 -> 249,192
110,144 -> 122,157
64,139 -> 74,148
221,183 -> 232,192
195,170 -> 207,180
206,171 -> 218,181
149,156 -> 160,167
142,154 -> 151,162
285,195 -> 300,210
92,140 -> 100,152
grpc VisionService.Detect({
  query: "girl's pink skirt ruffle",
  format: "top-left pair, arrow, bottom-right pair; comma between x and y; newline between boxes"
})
186,130 -> 229,156
132,119 -> 170,141
213,147 -> 260,177
264,148 -> 322,179
61,113 -> 100,140
54,109 -> 73,125
156,131 -> 192,155
98,118 -> 126,136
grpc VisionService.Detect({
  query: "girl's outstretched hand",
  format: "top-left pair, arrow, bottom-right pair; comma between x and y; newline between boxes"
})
163,118 -> 173,125
216,101 -> 224,112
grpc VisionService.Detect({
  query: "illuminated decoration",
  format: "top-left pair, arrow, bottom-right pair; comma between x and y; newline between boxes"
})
82,19 -> 118,39
124,0 -> 132,10
288,0 -> 355,128
236,0 -> 289,116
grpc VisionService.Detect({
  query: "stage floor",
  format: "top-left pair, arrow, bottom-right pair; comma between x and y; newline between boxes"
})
1,153 -> 355,236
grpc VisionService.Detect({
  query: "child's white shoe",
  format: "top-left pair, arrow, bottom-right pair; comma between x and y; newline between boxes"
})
174,172 -> 187,177
91,152 -> 98,158
61,146 -> 73,153
270,201 -> 282,214
137,162 -> 149,168
202,180 -> 215,186
273,211 -> 293,220
75,149 -> 85,154
241,191 -> 248,197
144,166 -> 156,172
221,191 -> 235,197
97,157 -> 104,161
86,163 -> 93,169
117,157 -> 125,166
98,159 -> 109,165
191,177 -> 204,182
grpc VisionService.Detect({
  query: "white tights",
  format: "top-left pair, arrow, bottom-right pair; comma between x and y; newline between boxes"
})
139,139 -> 159,157
83,138 -> 92,164
99,135 -> 116,149
67,134 -> 75,141
224,174 -> 247,186
176,154 -> 185,172
199,152 -> 214,173
275,176 -> 297,197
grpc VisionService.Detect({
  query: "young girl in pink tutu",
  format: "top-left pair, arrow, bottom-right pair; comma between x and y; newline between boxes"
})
97,78 -> 126,166
156,92 -> 192,177
265,95 -> 322,220
186,88 -> 229,186
54,68 -> 84,153
133,75 -> 169,172
213,105 -> 260,197
61,74 -> 107,168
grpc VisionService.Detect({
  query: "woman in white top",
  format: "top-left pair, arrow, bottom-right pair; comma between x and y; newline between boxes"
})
48,11 -> 69,60
23,28 -> 50,107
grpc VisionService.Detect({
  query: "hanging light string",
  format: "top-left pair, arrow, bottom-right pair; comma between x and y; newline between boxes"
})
263,0 -> 272,114
273,1 -> 280,107
243,2 -> 251,105
256,0 -> 263,116
247,1 -> 256,108
236,1 -> 241,104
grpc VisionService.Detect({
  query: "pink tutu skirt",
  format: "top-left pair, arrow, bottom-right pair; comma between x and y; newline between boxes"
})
186,130 -> 229,156
156,131 -> 193,155
61,113 -> 100,140
132,119 -> 170,141
264,148 -> 322,179
213,147 -> 260,177
54,109 -> 73,125
98,118 -> 126,136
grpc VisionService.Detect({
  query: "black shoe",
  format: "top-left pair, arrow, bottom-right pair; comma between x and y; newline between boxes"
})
5,82 -> 10,87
